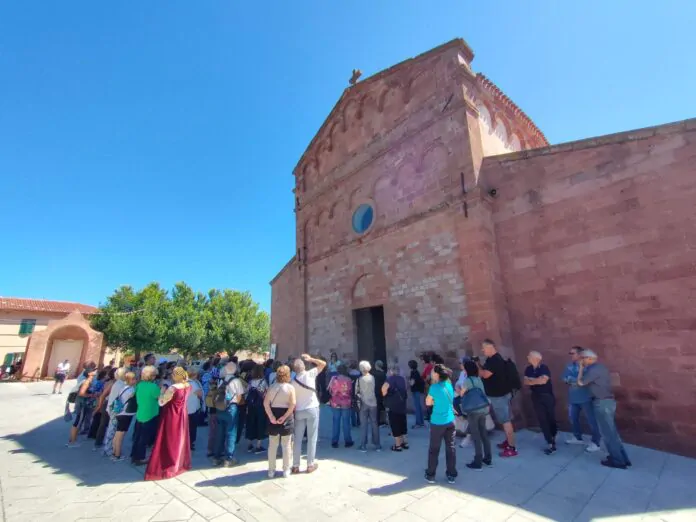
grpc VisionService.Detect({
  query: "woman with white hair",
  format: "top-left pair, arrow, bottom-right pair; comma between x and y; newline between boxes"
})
524,351 -> 558,455
381,364 -> 409,451
131,365 -> 161,465
356,361 -> 380,452
100,367 -> 127,456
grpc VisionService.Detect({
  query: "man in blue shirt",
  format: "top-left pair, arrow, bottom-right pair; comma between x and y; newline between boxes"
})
562,346 -> 601,452
523,351 -> 557,455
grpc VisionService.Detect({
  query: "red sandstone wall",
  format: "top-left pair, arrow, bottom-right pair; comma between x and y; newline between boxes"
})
270,258 -> 304,362
484,120 -> 696,456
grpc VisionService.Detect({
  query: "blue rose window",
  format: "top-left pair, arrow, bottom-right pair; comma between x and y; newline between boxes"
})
352,204 -> 374,234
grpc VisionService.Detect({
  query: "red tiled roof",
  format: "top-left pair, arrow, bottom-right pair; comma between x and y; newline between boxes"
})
0,297 -> 99,315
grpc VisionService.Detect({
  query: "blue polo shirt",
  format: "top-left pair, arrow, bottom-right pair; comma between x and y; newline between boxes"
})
524,363 -> 553,396
428,381 -> 455,425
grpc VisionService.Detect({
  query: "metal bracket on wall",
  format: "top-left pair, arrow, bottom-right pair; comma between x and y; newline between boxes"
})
460,171 -> 468,218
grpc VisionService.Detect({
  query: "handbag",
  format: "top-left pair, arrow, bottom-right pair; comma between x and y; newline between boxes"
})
354,378 -> 363,411
63,401 -> 73,423
458,377 -> 490,414
268,387 -> 293,435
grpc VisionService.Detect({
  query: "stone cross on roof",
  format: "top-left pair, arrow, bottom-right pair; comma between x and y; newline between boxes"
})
349,69 -> 362,86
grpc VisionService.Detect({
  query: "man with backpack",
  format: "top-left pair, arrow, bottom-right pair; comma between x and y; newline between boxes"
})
478,339 -> 520,458
212,362 -> 247,467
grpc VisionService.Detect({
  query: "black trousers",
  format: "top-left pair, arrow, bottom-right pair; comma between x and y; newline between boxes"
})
131,417 -> 159,461
426,422 -> 457,478
532,393 -> 558,445
188,411 -> 200,447
87,411 -> 102,439
95,411 -> 110,446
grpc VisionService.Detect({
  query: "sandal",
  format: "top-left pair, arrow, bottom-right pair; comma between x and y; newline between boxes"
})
402,443 -> 410,450
391,445 -> 403,452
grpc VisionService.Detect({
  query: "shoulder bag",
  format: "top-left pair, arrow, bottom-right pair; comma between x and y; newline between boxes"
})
458,377 -> 490,414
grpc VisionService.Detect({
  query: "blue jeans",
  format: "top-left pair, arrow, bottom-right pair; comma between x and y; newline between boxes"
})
570,401 -> 601,445
215,404 -> 240,460
412,391 -> 424,426
593,399 -> 630,467
331,407 -> 353,444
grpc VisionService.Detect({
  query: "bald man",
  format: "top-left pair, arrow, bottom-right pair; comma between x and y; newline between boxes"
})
524,351 -> 558,455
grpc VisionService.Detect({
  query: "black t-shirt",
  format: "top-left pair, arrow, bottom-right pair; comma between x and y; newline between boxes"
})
409,369 -> 425,393
482,353 -> 510,398
524,363 -> 553,396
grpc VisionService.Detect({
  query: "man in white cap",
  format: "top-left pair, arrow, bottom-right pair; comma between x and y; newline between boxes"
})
577,350 -> 631,469
212,362 -> 247,467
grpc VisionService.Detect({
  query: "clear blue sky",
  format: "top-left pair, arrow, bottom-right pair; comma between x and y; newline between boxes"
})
1,1 -> 694,312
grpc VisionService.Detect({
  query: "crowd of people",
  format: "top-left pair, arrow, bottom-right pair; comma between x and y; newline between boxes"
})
61,339 -> 631,484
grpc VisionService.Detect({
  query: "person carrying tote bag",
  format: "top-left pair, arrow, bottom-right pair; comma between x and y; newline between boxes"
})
458,360 -> 493,471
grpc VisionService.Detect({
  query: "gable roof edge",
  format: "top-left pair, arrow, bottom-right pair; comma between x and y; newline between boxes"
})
292,38 -> 473,176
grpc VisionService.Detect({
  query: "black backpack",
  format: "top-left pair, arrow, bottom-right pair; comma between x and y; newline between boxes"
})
246,384 -> 263,408
505,358 -> 522,394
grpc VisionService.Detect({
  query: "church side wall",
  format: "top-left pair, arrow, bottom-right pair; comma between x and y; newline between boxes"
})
484,119 -> 696,457
270,258 -> 304,362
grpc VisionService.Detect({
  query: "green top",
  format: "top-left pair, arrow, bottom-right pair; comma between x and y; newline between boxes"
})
135,381 -> 160,422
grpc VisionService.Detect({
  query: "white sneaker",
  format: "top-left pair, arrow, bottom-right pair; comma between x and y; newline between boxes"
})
565,437 -> 585,445
585,443 -> 601,453
268,470 -> 275,479
282,469 -> 291,478
459,435 -> 472,448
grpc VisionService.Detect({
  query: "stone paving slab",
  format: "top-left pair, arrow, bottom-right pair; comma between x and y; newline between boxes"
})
1,380 -> 695,522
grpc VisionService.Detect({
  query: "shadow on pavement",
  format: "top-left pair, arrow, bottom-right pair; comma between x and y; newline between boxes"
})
4,389 -> 696,521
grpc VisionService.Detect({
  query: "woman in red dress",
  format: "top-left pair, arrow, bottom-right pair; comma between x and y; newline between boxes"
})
145,367 -> 191,481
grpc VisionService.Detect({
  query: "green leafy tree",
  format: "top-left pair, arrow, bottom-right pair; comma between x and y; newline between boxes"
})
93,282 -> 269,361
90,283 -> 169,361
206,289 -> 270,357
165,282 -> 208,359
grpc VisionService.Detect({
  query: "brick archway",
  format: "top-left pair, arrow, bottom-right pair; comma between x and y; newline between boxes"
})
21,310 -> 105,380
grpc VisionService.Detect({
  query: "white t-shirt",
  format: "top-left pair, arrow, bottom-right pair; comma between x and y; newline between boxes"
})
186,380 -> 203,415
225,377 -> 247,404
56,362 -> 70,375
292,368 -> 319,412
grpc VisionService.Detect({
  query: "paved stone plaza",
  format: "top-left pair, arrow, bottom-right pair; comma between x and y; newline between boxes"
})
0,380 -> 694,522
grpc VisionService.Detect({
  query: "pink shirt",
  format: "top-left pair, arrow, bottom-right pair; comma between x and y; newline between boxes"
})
328,375 -> 353,409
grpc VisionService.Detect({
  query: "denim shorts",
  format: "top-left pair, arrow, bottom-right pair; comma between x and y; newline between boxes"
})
489,393 -> 512,424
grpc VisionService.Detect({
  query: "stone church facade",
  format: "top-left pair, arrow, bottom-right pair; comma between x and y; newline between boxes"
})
270,39 -> 696,456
